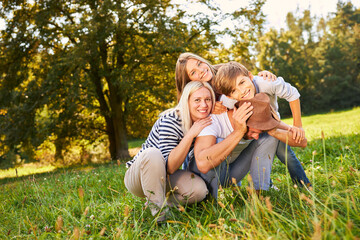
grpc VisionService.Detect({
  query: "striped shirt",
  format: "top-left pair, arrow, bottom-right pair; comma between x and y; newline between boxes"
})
126,110 -> 185,168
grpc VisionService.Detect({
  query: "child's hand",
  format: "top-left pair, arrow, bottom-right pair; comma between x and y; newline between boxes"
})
258,71 -> 277,81
289,126 -> 305,143
232,103 -> 253,135
212,101 -> 227,114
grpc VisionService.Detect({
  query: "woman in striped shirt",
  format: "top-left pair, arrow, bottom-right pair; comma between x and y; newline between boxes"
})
124,81 -> 215,223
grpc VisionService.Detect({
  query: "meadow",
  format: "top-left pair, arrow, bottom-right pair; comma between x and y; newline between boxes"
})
0,107 -> 359,239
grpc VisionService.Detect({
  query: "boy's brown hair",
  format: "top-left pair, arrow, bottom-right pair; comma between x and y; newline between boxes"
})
213,61 -> 250,96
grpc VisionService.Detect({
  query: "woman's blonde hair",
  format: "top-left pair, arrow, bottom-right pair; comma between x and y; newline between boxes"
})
175,52 -> 217,102
163,81 -> 215,134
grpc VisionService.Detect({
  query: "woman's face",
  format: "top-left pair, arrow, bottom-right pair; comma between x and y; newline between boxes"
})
228,74 -> 256,101
188,87 -> 213,122
186,59 -> 213,82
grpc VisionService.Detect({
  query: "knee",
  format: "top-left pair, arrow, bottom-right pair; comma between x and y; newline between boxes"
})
140,148 -> 165,169
189,177 -> 208,203
258,133 -> 278,147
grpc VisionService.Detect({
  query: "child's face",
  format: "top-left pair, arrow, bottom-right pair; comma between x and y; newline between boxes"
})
186,59 -> 213,82
228,73 -> 256,101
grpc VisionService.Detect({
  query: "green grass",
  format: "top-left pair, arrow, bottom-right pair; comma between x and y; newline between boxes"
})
0,107 -> 359,239
128,139 -> 145,149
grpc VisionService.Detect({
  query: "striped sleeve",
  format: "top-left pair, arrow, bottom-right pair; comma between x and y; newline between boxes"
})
158,113 -> 183,162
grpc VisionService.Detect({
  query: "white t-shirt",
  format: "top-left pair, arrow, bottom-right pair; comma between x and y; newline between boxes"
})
198,112 -> 253,163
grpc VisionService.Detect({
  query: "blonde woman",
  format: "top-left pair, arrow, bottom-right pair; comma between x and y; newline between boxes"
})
124,81 -> 215,223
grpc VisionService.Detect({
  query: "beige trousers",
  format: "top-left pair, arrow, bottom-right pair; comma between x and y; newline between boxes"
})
124,147 -> 208,215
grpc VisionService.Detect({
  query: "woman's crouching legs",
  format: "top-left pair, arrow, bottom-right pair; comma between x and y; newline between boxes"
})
166,170 -> 208,206
124,147 -> 167,216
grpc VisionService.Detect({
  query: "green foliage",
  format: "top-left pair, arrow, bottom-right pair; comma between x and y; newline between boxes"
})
256,2 -> 360,117
0,0 -> 222,163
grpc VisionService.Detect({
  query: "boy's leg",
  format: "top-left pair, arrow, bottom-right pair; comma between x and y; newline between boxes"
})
228,133 -> 277,190
248,133 -> 277,190
276,142 -> 311,186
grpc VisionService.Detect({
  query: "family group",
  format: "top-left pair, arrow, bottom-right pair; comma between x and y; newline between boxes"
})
124,53 -> 310,223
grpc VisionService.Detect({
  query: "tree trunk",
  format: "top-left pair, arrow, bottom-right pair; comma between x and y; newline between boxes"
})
108,109 -> 129,160
89,47 -> 130,161
54,137 -> 64,164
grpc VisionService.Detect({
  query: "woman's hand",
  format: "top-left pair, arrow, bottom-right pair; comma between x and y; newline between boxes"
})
187,116 -> 212,139
212,101 -> 227,114
289,126 -> 305,143
258,71 -> 277,81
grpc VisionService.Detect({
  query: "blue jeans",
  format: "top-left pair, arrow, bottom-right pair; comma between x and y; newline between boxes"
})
275,141 -> 310,185
185,133 -> 277,199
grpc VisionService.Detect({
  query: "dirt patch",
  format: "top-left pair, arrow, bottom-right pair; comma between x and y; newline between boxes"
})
128,147 -> 141,157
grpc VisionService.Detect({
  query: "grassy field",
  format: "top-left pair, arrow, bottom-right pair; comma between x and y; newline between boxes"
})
0,107 -> 359,239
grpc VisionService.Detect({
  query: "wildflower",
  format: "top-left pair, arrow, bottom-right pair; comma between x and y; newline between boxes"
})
84,207 -> 89,216
44,226 -> 52,232
99,227 -> 106,236
72,227 -> 80,239
231,177 -> 237,185
78,187 -> 84,200
116,228 -> 122,238
332,210 -> 338,219
347,221 -> 353,230
90,215 -> 95,220
55,216 -> 63,233
178,205 -> 185,212
311,220 -> 322,240
218,218 -> 225,226
300,193 -> 314,205
218,201 -> 225,209
265,197 -> 272,212
124,205 -> 129,217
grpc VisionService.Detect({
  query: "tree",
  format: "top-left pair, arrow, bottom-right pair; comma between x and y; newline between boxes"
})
0,0 -> 218,162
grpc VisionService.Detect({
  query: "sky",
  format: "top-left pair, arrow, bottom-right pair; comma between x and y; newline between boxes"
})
1,0 -> 359,34
171,0 -> 359,47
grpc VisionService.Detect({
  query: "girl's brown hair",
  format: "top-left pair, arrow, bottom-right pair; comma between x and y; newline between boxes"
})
175,52 -> 217,102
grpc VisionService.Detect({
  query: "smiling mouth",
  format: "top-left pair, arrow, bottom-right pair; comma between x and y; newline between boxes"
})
241,90 -> 250,99
201,70 -> 207,79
